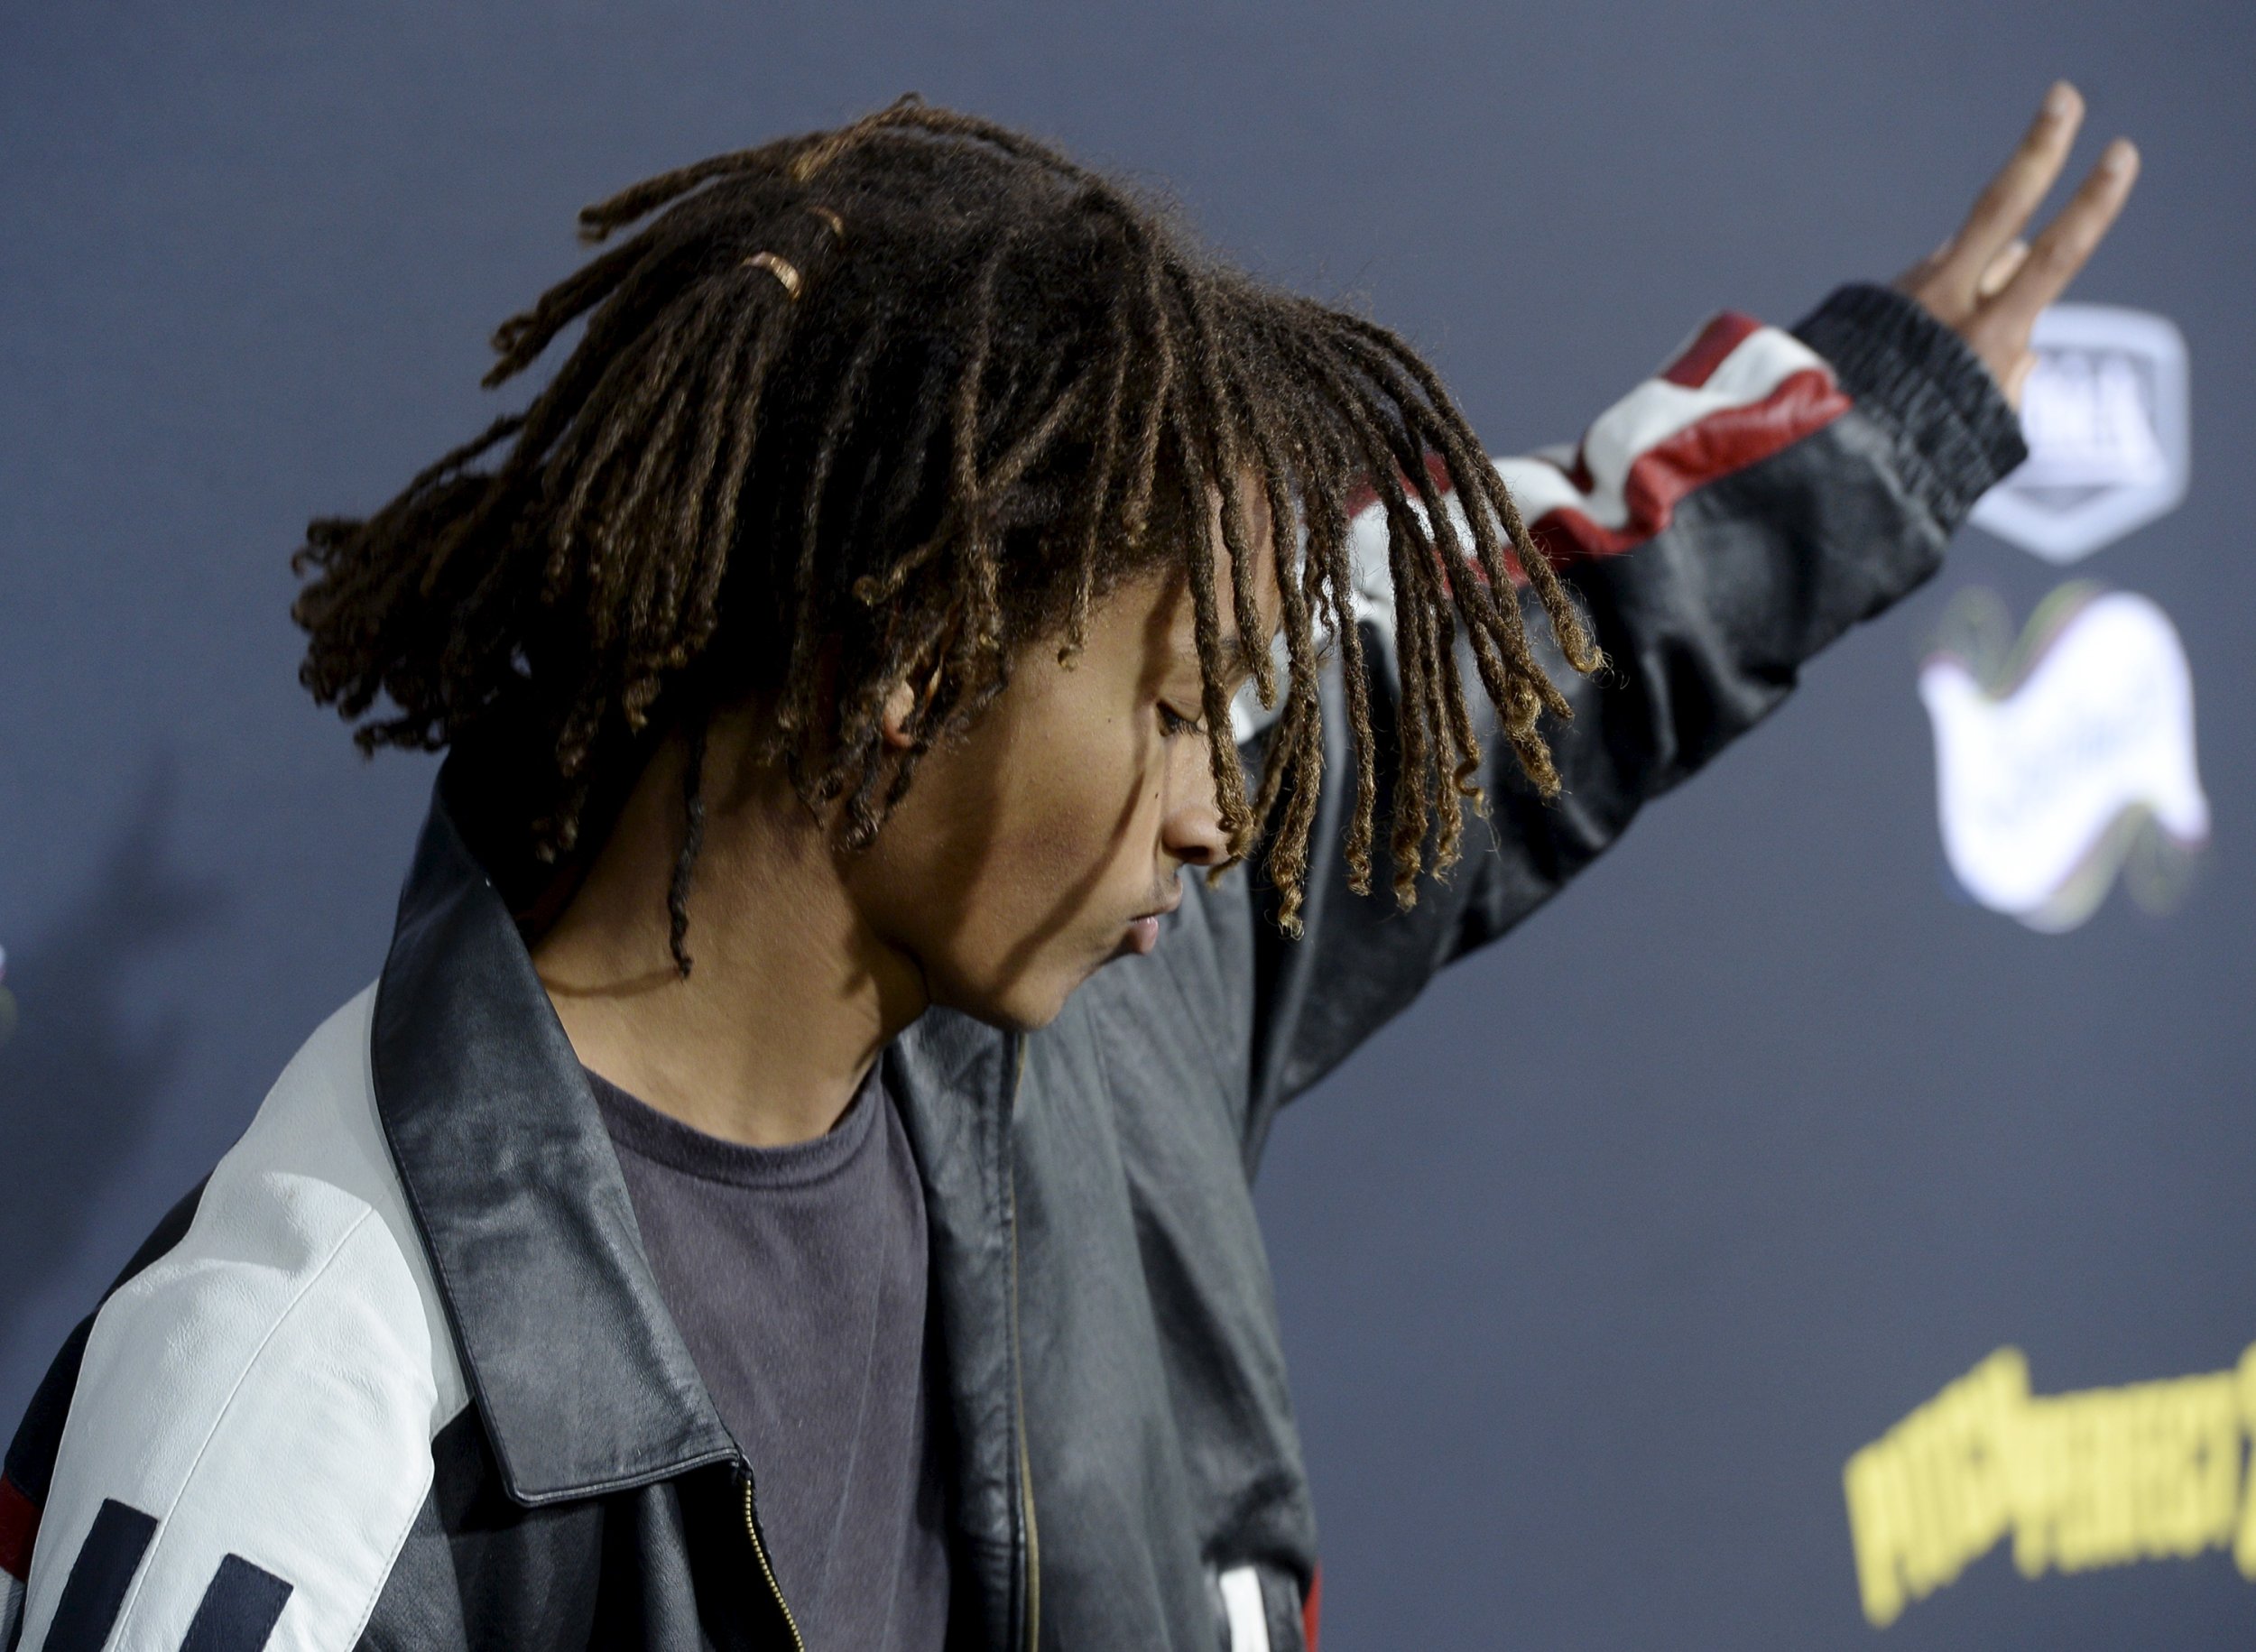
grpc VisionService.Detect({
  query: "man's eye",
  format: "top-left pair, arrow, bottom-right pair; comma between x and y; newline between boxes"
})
1158,704 -> 1206,738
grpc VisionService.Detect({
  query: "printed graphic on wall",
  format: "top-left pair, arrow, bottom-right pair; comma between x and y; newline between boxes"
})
1967,304 -> 2190,563
1919,583 -> 2208,932
1843,1343 -> 2256,1629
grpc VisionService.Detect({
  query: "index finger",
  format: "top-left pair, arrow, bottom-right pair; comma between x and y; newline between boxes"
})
1935,83 -> 2085,299
1986,138 -> 2140,332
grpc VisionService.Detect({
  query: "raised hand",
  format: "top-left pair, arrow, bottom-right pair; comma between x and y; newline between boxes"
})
1891,81 -> 2140,408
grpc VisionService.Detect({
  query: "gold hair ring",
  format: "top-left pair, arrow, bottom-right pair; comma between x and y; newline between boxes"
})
809,205 -> 846,239
743,250 -> 803,300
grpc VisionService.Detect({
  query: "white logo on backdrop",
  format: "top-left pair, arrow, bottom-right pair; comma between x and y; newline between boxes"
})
1919,585 -> 2207,932
1967,305 -> 2190,563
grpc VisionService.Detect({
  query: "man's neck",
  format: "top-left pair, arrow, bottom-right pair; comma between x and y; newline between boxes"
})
529,715 -> 929,1148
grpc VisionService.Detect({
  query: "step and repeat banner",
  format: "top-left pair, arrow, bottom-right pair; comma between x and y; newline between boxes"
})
3,3 -> 2248,1646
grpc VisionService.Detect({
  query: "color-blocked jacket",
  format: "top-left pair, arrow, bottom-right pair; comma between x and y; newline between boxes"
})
1,283 -> 2024,1652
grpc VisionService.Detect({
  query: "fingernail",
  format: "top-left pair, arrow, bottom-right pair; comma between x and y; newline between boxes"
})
2103,138 -> 2138,176
2045,81 -> 2076,119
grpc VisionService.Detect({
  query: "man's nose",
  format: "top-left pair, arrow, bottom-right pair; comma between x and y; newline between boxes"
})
1159,750 -> 1233,868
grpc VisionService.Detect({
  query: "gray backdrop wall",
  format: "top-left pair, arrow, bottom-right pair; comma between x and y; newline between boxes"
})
4,2 -> 2251,1646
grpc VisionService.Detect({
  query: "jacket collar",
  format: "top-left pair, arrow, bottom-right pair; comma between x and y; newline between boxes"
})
370,761 -> 737,1505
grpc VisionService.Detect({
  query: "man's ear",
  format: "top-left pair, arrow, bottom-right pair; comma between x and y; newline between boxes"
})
879,676 -> 919,751
878,656 -> 946,752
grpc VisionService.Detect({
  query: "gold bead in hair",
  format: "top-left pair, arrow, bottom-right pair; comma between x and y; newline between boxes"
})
743,250 -> 803,300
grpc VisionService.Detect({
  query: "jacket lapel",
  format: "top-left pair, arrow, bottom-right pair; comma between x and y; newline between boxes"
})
370,770 -> 736,1504
886,1011 -> 1028,1651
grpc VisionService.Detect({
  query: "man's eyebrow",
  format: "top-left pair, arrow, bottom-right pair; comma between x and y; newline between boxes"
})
1181,632 -> 1256,682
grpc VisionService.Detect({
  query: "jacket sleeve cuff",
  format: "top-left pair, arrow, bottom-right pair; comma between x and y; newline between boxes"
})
1790,281 -> 2029,529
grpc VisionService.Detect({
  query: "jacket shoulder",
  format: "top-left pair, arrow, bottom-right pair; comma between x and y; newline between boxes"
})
14,985 -> 472,1652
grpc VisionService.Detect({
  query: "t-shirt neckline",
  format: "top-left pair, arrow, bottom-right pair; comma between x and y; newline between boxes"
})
583,1058 -> 886,1190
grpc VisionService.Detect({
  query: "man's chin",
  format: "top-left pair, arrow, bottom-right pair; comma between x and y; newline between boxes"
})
922,966 -> 1073,1038
962,998 -> 1066,1038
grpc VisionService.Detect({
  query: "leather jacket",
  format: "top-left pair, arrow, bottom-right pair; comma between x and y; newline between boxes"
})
1,283 -> 2023,1652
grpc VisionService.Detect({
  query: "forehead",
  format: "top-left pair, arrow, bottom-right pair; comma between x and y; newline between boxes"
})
1160,471 -> 1285,658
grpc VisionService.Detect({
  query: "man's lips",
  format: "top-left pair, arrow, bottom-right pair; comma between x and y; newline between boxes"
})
1122,892 -> 1181,956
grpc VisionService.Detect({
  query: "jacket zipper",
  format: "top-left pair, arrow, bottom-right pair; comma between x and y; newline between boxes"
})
741,1466 -> 807,1652
729,1038 -> 1031,1652
1006,1034 -> 1040,1652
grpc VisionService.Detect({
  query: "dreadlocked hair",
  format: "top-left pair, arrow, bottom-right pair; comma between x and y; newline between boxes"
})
291,94 -> 1603,975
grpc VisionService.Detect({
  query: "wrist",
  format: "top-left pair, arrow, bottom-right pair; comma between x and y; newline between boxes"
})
1791,281 -> 2029,527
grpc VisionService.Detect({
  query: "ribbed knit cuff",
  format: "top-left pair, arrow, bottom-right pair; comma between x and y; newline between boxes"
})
1791,281 -> 2029,528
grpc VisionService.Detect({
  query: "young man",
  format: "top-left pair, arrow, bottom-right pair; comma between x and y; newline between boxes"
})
3,88 -> 2131,1652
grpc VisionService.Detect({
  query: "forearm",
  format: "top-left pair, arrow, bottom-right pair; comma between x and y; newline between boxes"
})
1235,285 -> 2026,1130
1458,284 -> 2027,937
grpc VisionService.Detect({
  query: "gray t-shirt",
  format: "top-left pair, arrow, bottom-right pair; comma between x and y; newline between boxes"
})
587,1059 -> 949,1650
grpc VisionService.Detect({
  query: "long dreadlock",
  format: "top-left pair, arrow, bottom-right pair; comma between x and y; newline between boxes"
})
291,95 -> 1602,973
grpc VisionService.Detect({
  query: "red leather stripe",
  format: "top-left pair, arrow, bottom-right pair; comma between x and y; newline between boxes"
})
1660,310 -> 1763,388
0,1473 -> 39,1581
1525,366 -> 1850,565
1302,1564 -> 1323,1651
1335,339 -> 1850,595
